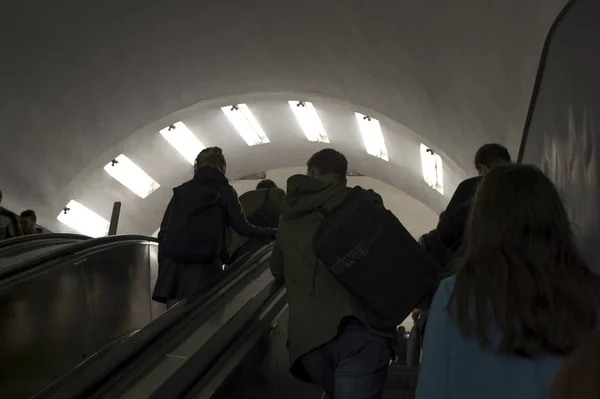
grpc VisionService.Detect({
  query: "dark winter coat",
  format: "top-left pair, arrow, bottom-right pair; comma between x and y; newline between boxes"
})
229,187 -> 285,259
152,167 -> 276,303
270,174 -> 390,380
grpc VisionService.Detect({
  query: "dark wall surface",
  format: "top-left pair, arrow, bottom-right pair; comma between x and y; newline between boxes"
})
519,0 -> 600,272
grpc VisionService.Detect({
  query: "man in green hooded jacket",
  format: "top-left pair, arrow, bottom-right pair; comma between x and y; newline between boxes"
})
270,149 -> 393,399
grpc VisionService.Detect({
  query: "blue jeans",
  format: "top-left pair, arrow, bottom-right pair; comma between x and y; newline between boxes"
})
300,318 -> 393,399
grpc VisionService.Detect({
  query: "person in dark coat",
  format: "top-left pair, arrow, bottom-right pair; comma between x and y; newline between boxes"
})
435,143 -> 512,254
20,210 -> 44,235
270,149 -> 393,399
417,144 -> 512,338
0,190 -> 23,240
152,147 -> 277,308
229,178 -> 285,264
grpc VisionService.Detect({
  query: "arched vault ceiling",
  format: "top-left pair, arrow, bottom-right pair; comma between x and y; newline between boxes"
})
0,0 -> 568,234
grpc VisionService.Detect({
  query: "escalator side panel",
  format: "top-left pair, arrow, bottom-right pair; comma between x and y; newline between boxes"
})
0,259 -> 94,399
81,243 -> 166,353
149,245 -> 164,320
0,241 -> 164,399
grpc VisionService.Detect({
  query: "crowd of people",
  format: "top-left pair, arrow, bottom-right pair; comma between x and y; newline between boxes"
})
0,190 -> 43,240
3,140 -> 597,398
148,143 -> 600,398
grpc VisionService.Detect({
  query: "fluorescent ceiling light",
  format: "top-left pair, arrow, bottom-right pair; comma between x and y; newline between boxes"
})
354,113 -> 389,161
159,122 -> 205,165
221,104 -> 270,146
420,144 -> 444,194
288,101 -> 329,143
103,154 -> 160,199
57,200 -> 110,238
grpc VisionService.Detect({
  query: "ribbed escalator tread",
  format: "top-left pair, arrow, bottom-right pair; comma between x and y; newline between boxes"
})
383,365 -> 419,399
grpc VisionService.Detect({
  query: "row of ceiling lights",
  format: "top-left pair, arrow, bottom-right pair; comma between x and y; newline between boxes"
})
57,101 -> 443,237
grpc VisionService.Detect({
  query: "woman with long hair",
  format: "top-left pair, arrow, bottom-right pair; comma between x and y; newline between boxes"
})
416,163 -> 600,399
153,147 -> 277,308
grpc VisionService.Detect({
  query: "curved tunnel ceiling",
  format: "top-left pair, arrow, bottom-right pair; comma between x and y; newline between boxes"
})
0,0 -> 568,234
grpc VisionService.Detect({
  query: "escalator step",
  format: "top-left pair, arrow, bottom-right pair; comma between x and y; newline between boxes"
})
382,388 -> 417,399
385,365 -> 419,389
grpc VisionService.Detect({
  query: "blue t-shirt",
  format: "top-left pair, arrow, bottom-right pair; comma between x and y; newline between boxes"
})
416,276 -> 573,399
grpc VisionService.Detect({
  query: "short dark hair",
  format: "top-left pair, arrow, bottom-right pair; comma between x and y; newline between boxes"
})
474,143 -> 511,171
256,179 -> 277,190
194,147 -> 226,175
20,209 -> 37,222
307,149 -> 348,182
450,164 -> 600,356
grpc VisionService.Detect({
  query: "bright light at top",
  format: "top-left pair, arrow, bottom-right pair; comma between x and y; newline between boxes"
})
103,154 -> 160,199
221,104 -> 270,146
159,122 -> 205,165
420,143 -> 444,194
288,101 -> 329,143
56,200 -> 110,238
354,113 -> 389,161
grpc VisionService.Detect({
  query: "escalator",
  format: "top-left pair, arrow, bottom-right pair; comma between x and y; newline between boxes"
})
9,239 -> 418,399
0,233 -> 89,268
29,244 -> 284,399
0,234 -> 163,399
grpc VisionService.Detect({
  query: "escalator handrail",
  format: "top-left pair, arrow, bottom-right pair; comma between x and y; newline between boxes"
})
154,280 -> 287,399
0,234 -> 157,281
184,283 -> 287,399
0,238 -> 85,258
35,243 -> 274,399
0,232 -> 90,250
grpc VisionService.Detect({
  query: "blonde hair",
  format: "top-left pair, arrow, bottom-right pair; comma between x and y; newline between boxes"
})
194,147 -> 226,175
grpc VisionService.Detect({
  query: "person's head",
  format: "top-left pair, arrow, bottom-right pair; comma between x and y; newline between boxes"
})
20,210 -> 37,234
411,309 -> 421,322
550,333 -> 600,399
256,179 -> 277,190
306,149 -> 348,185
450,163 -> 600,357
194,147 -> 226,175
473,143 -> 511,175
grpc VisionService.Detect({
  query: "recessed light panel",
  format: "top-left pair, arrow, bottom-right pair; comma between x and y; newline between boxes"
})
288,101 -> 329,143
221,104 -> 270,146
355,112 -> 389,161
103,154 -> 160,199
56,200 -> 110,237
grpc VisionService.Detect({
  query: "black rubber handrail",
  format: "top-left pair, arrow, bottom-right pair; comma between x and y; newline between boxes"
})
159,282 -> 287,399
0,232 -> 89,250
35,243 -> 274,399
184,284 -> 287,399
0,234 -> 157,282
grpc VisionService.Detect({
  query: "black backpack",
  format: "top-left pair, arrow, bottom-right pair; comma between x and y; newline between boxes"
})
161,184 -> 225,263
246,189 -> 280,228
313,186 -> 441,331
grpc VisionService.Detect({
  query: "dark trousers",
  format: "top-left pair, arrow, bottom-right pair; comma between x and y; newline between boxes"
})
300,318 -> 392,399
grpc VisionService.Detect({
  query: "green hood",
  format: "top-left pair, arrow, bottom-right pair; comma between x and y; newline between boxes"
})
281,174 -> 349,220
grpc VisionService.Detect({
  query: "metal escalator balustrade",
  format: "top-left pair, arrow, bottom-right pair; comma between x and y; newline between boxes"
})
0,233 -> 89,252
0,235 -> 162,399
0,233 -> 90,268
34,243 -> 274,399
